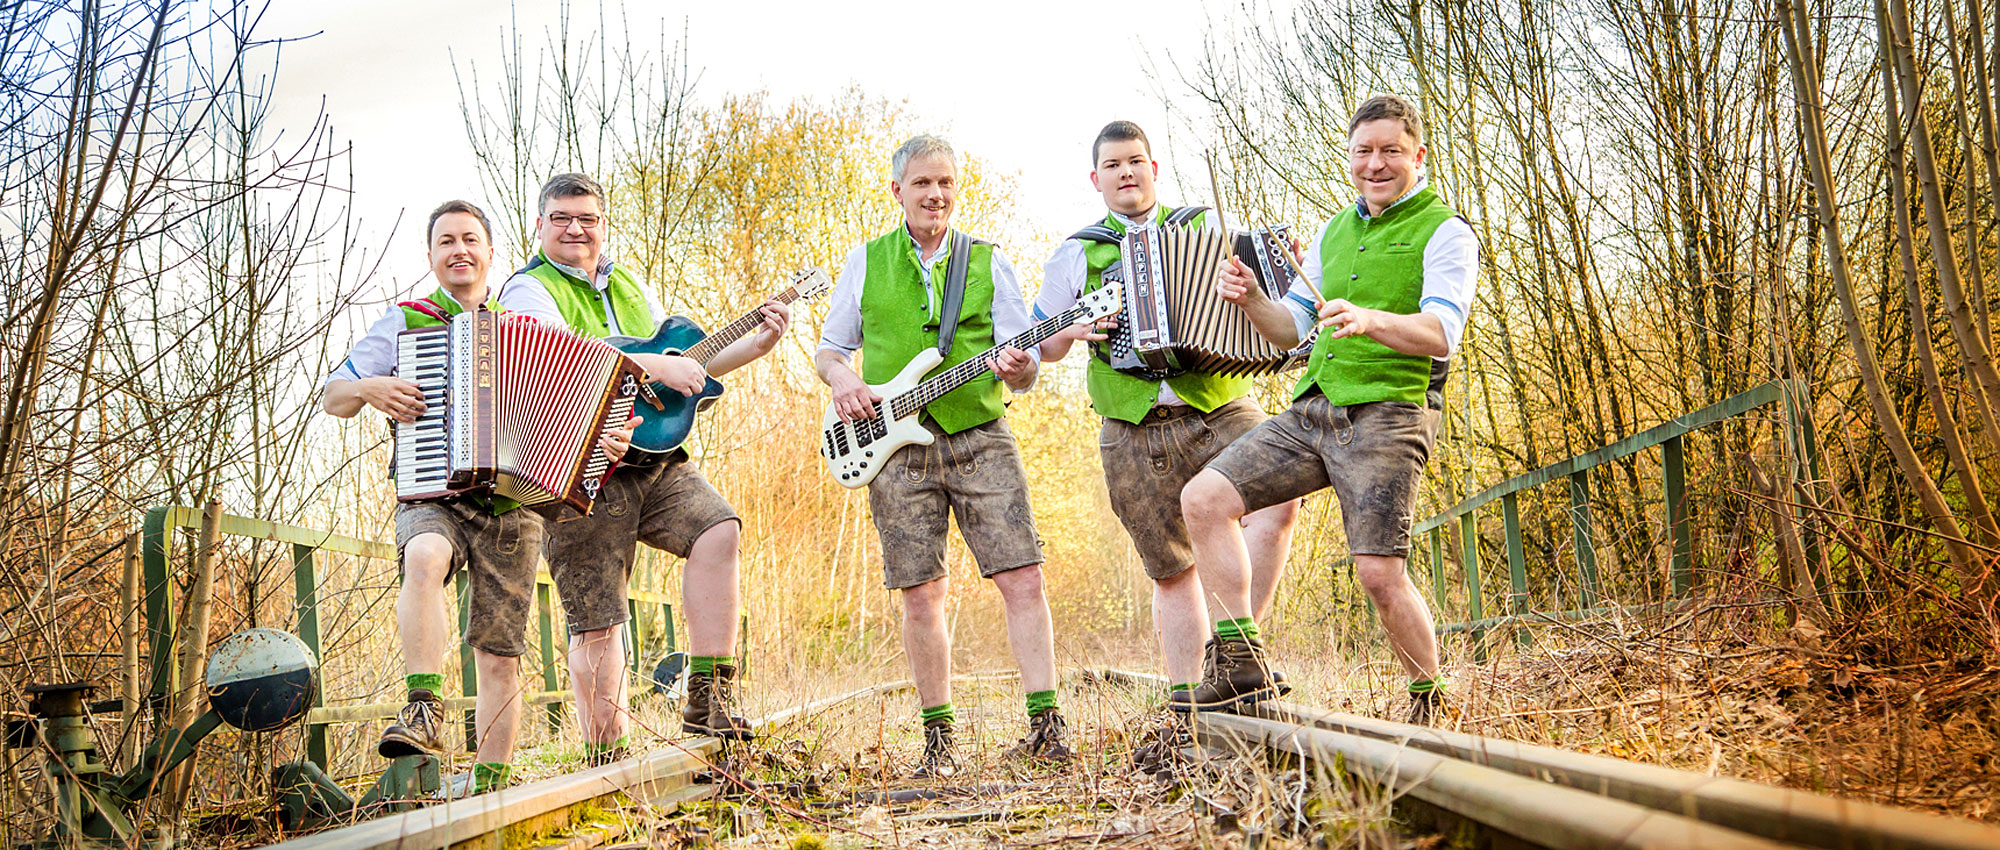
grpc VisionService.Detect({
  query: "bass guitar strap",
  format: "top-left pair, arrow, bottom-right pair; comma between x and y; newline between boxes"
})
936,230 -> 973,357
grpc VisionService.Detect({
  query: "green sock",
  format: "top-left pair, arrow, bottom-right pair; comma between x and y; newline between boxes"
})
1409,677 -> 1441,694
1169,682 -> 1196,693
1025,689 -> 1058,716
472,762 -> 510,793
1213,617 -> 1261,642
405,673 -> 444,696
584,735 -> 630,757
919,703 -> 956,725
690,655 -> 732,676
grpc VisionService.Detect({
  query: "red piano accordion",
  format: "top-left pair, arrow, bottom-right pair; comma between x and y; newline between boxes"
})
393,310 -> 659,515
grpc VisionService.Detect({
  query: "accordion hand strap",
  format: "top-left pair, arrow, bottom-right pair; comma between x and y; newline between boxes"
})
1069,224 -> 1123,244
398,298 -> 454,323
1164,205 -> 1210,227
936,230 -> 973,357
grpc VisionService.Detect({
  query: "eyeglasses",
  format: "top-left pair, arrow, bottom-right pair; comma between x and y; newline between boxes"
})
545,212 -> 603,230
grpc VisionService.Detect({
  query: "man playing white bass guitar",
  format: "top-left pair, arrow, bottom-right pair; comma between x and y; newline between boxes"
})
812,134 -> 1070,777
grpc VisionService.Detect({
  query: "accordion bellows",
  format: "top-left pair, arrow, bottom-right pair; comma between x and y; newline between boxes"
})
1114,223 -> 1313,378
395,311 -> 648,515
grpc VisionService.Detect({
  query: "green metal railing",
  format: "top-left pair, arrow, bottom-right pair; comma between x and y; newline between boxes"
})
1418,380 -> 1814,653
139,505 -> 678,770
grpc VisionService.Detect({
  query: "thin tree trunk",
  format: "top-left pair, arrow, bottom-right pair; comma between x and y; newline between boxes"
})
1943,0 -> 1997,359
1883,45 -> 2000,545
1780,0 -> 1986,599
1884,0 -> 2000,452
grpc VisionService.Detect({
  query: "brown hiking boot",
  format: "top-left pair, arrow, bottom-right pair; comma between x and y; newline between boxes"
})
1131,717 -> 1195,779
910,718 -> 959,779
1406,687 -> 1442,726
1004,709 -> 1073,763
1171,637 -> 1289,714
1175,636 -> 1277,713
378,689 -> 446,758
681,663 -> 754,740
582,744 -> 631,767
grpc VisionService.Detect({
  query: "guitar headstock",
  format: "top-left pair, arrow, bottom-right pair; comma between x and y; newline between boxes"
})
788,267 -> 834,302
1075,279 -> 1124,322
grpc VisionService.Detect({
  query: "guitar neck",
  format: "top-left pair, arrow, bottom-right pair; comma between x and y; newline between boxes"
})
685,284 -> 804,364
885,305 -> 1089,421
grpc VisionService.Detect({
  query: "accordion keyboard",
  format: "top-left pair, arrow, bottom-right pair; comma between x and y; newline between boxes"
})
394,327 -> 453,500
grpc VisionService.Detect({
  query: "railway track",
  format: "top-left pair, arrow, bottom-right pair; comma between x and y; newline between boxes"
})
259,671 -> 2000,849
1096,669 -> 2000,850
260,680 -> 917,850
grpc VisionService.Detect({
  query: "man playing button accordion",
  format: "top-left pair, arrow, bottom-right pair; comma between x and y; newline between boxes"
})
1035,121 -> 1300,729
813,135 -> 1070,777
323,200 -> 630,796
495,173 -> 793,757
1183,95 -> 1478,725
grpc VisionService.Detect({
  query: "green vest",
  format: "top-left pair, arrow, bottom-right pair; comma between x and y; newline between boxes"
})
1294,186 -> 1460,407
399,286 -> 497,329
1079,206 -> 1255,424
516,251 -> 655,339
393,287 -> 519,515
857,228 -> 1005,434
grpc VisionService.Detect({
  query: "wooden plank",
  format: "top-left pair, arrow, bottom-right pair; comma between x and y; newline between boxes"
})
1502,494 -> 1530,650
1665,435 -> 1692,596
293,543 -> 328,769
142,506 -> 177,720
1569,470 -> 1599,608
1458,512 -> 1486,662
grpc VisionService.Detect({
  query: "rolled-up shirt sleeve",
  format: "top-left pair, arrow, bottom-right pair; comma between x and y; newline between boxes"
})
816,245 -> 869,354
1284,216 -> 1477,359
1420,217 -> 1478,358
1034,239 -> 1086,320
990,248 -> 1042,391
1285,223 -> 1328,343
325,306 -> 406,386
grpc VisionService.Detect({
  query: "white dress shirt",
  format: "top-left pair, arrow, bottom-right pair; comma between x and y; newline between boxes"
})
325,289 -> 476,386
817,228 -> 1039,388
1282,178 -> 1478,359
1035,206 -> 1223,408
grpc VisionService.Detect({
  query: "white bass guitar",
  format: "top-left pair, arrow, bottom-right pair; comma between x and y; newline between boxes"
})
821,281 -> 1124,487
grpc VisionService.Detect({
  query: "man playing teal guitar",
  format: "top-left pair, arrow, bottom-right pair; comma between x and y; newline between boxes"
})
609,266 -> 831,465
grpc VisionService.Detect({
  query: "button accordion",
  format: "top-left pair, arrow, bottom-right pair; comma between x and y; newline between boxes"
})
395,310 -> 658,514
1101,221 -> 1313,379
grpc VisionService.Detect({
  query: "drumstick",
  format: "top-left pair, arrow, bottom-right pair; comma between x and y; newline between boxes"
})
1205,152 -> 1229,235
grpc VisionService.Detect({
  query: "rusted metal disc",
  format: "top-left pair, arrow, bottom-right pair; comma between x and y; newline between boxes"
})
205,628 -> 318,732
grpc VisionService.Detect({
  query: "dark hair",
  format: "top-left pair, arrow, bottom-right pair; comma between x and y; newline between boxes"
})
538,172 -> 608,213
1348,95 -> 1425,146
425,199 -> 493,246
1091,120 -> 1151,166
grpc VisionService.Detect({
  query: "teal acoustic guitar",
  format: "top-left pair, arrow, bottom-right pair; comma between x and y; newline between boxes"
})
610,267 -> 831,465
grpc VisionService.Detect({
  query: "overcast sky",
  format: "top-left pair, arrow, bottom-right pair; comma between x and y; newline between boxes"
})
260,0 -> 1280,303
